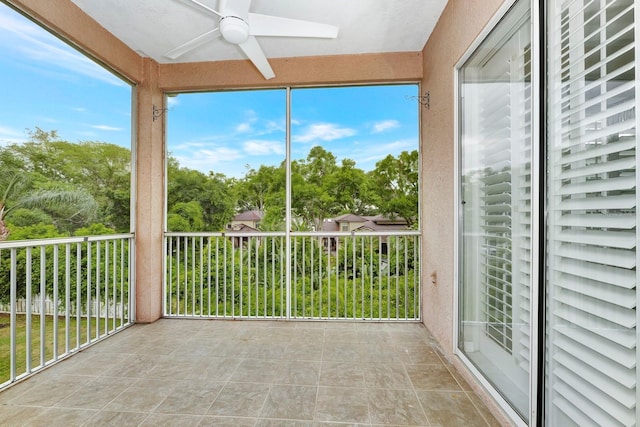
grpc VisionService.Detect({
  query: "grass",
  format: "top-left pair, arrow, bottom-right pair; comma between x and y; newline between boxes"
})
0,312 -> 122,385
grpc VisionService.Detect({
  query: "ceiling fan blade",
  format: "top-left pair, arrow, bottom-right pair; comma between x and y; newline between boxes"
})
164,28 -> 220,59
248,13 -> 339,38
238,36 -> 275,79
221,0 -> 252,19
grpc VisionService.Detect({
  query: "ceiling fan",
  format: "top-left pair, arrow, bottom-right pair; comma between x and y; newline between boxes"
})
165,0 -> 339,80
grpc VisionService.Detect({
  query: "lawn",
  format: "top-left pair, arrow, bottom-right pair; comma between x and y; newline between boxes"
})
0,313 -> 93,385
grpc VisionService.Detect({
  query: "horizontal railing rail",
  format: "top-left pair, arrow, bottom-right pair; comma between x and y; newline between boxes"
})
0,234 -> 135,389
164,231 -> 420,321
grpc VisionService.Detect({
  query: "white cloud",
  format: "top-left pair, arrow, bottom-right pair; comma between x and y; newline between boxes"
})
73,107 -> 87,112
293,123 -> 356,143
243,140 -> 285,156
372,119 -> 400,133
0,125 -> 25,145
166,97 -> 179,108
90,125 -> 123,131
0,10 -> 126,87
346,138 -> 418,167
235,109 -> 259,133
175,146 -> 244,172
236,122 -> 252,133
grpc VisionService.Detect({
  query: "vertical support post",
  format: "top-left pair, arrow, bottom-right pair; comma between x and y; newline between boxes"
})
135,57 -> 165,323
285,87 -> 292,320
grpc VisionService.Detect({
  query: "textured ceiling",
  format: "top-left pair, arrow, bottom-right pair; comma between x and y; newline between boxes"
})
69,0 -> 448,64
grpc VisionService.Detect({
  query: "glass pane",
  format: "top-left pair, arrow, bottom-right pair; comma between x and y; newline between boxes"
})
165,89 -> 286,318
290,85 -> 420,320
166,89 -> 286,232
458,0 -> 531,420
545,0 -> 637,425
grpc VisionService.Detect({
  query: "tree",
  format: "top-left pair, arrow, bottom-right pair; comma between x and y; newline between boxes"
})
369,150 -> 419,227
292,146 -> 339,230
325,158 -> 376,215
2,128 -> 131,232
167,201 -> 205,231
167,157 -> 235,231
0,169 -> 98,240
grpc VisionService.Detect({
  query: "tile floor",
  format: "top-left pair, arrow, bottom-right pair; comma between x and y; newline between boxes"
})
0,320 -> 502,426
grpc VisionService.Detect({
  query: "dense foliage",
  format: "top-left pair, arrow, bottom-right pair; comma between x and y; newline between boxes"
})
0,128 -> 418,239
0,129 -> 419,316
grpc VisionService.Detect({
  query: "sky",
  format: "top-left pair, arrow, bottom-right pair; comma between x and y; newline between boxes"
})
0,4 -> 419,179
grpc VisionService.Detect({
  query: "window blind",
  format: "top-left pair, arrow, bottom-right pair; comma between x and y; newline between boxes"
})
547,0 -> 636,425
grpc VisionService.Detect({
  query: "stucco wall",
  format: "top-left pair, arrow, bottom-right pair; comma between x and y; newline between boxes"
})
420,0 -> 512,425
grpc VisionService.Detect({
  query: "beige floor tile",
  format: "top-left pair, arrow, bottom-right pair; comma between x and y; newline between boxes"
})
0,404 -> 48,425
322,342 -> 362,362
54,376 -> 136,410
257,420 -> 313,427
363,363 -> 412,389
405,364 -> 462,391
154,381 -> 223,415
468,392 -> 503,427
314,386 -> 370,424
367,388 -> 428,426
260,385 -> 316,420
140,413 -> 203,427
103,384 -> 170,412
208,382 -> 270,417
416,390 -> 487,427
7,375 -> 91,407
205,357 -> 243,381
230,359 -> 283,383
200,416 -> 258,426
278,361 -> 320,385
83,410 -> 149,427
319,361 -> 365,387
26,407 -> 98,427
283,341 -> 324,361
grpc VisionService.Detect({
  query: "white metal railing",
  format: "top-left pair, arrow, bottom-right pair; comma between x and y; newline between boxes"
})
0,234 -> 134,389
164,231 -> 420,321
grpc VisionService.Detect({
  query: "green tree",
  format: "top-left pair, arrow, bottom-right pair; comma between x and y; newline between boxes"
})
167,201 -> 205,231
0,171 -> 97,240
325,158 -> 376,215
167,157 -> 234,231
292,146 -> 339,230
369,150 -> 419,227
1,128 -> 131,232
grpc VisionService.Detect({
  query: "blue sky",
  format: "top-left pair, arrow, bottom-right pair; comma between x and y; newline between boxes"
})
0,4 -> 419,179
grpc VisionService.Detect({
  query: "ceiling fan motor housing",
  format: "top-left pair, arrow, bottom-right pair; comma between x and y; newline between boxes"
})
220,16 -> 250,44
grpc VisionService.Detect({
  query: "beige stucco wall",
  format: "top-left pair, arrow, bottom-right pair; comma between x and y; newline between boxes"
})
420,0 -> 512,425
158,52 -> 422,91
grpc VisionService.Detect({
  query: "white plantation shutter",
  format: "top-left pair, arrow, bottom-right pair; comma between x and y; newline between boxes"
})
547,0 -> 637,425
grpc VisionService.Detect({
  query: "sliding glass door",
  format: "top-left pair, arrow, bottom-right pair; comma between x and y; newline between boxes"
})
458,0 -> 638,425
458,0 -> 532,420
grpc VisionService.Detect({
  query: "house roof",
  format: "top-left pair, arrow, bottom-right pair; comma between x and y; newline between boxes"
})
334,213 -> 367,223
233,210 -> 263,222
322,214 -> 408,232
69,0 -> 448,67
356,220 -> 408,232
230,223 -> 259,233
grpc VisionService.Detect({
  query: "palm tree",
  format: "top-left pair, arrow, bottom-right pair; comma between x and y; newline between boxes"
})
0,172 -> 97,241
